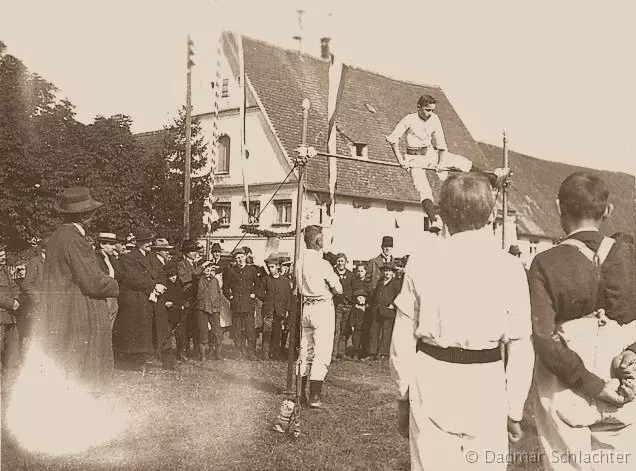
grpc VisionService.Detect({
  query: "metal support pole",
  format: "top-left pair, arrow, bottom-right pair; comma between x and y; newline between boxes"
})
184,37 -> 193,239
286,99 -> 310,394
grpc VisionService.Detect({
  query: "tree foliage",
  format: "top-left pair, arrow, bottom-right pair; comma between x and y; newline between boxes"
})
0,44 -> 213,249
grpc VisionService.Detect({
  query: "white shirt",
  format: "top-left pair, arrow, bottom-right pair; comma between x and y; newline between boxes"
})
390,227 -> 534,420
101,250 -> 115,278
72,223 -> 86,237
386,112 -> 448,150
296,249 -> 342,299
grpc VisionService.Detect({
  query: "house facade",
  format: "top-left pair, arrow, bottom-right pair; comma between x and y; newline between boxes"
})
168,33 -> 635,266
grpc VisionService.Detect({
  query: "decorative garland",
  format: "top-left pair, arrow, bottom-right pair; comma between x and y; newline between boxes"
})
241,226 -> 296,238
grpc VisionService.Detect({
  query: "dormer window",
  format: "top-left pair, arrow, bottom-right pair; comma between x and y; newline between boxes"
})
350,143 -> 368,159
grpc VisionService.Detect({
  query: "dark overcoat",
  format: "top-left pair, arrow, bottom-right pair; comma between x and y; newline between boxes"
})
34,224 -> 119,392
114,249 -> 169,354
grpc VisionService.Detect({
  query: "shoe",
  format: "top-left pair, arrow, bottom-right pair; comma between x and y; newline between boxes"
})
309,395 -> 322,408
428,216 -> 443,233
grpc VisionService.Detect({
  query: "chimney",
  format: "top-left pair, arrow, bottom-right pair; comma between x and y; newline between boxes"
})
320,37 -> 331,61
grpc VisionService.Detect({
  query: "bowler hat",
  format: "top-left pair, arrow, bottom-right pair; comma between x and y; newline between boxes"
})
152,238 -> 174,250
210,242 -> 222,252
134,227 -> 155,243
381,236 -> 393,248
181,239 -> 199,253
97,232 -> 117,243
508,245 -> 522,256
54,187 -> 103,213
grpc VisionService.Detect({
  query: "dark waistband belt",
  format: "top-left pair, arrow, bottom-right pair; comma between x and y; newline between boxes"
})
416,340 -> 501,364
406,147 -> 428,155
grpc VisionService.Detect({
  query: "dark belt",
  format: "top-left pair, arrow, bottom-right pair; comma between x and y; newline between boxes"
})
406,147 -> 428,155
416,340 -> 501,364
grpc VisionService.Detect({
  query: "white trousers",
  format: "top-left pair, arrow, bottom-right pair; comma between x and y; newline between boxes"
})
407,148 -> 473,201
533,361 -> 636,471
409,351 -> 508,471
299,299 -> 335,381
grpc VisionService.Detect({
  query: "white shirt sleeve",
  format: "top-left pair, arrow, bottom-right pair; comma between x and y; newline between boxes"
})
324,260 -> 343,295
430,114 -> 448,151
390,259 -> 420,400
386,115 -> 410,145
504,260 -> 534,421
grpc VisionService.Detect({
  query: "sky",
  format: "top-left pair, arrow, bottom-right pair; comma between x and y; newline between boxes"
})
3,0 -> 636,175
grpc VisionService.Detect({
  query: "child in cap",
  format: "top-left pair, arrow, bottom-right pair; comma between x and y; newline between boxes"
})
193,261 -> 224,361
164,261 -> 188,362
349,289 -> 369,360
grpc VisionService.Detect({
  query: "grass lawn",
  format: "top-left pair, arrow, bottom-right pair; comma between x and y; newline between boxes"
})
1,351 -> 545,471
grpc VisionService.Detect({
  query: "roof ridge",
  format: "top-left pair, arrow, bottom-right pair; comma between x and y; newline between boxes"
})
236,32 -> 329,65
478,141 -> 634,178
342,63 -> 441,90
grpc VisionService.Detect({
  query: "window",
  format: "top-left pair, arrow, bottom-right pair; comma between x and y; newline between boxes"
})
350,143 -> 368,158
386,201 -> 404,212
213,203 -> 231,227
274,200 -> 292,225
242,200 -> 260,225
352,198 -> 371,209
215,135 -> 230,174
221,78 -> 229,98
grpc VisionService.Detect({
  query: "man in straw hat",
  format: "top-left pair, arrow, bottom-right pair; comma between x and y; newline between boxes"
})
32,187 -> 119,393
96,232 -> 121,330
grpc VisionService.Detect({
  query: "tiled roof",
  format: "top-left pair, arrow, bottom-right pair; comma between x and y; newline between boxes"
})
231,34 -> 484,203
479,142 -> 635,238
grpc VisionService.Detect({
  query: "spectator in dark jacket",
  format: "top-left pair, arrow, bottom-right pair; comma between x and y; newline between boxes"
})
349,289 -> 369,360
367,263 -> 401,359
223,248 -> 261,360
259,256 -> 292,360
343,264 -> 373,357
164,261 -> 188,362
332,253 -> 354,360
193,262 -> 224,361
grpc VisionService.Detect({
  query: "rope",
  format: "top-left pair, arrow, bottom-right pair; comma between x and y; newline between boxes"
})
230,165 -> 298,253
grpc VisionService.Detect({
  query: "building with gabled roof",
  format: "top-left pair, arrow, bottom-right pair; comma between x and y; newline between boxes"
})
139,32 -> 635,265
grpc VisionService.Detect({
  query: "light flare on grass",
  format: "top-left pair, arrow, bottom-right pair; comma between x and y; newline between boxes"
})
6,345 -> 130,455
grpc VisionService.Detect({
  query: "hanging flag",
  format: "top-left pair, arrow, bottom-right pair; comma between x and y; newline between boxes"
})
326,50 -> 342,217
234,31 -> 250,217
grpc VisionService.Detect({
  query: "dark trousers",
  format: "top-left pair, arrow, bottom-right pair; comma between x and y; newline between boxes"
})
367,316 -> 395,356
263,316 -> 284,359
347,308 -> 366,356
0,323 -> 20,369
232,312 -> 256,352
333,303 -> 350,358
168,306 -> 188,354
337,305 -> 353,356
206,311 -> 223,349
